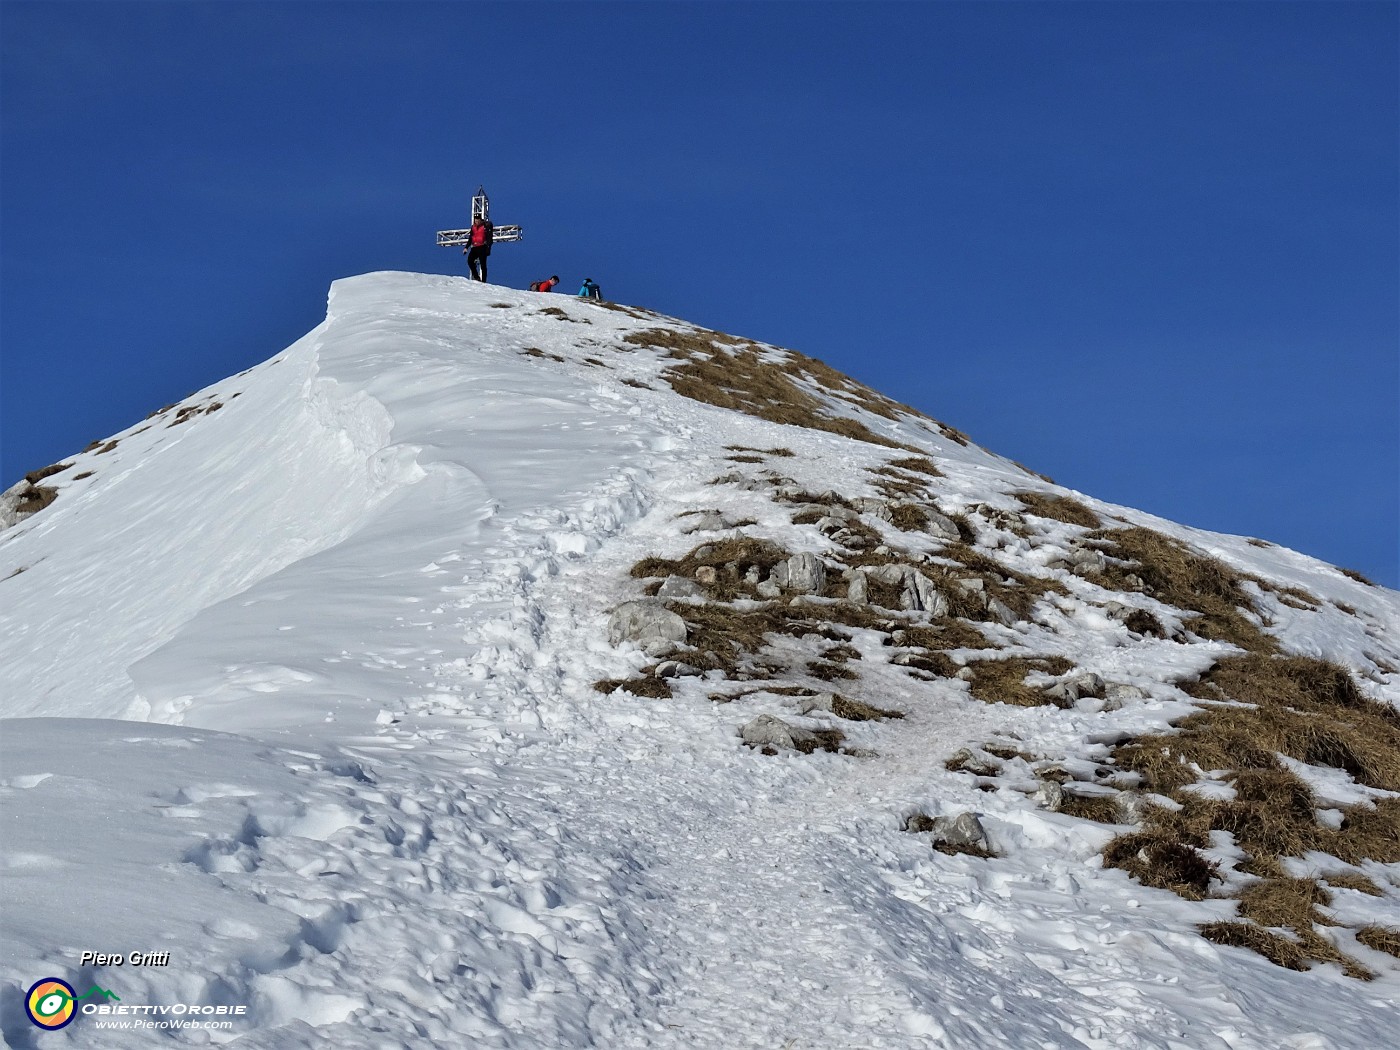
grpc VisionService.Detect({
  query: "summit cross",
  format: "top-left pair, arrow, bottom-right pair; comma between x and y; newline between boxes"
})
436,186 -> 523,248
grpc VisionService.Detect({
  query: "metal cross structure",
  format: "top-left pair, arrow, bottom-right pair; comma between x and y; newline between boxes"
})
436,186 -> 523,247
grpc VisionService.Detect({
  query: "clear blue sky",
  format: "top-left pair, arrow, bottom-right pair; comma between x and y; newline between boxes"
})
3,2 -> 1396,586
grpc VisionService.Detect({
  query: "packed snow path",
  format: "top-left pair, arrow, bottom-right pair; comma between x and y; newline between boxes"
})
2,274 -> 1396,1048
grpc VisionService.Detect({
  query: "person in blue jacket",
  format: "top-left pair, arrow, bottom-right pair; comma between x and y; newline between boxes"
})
578,278 -> 601,301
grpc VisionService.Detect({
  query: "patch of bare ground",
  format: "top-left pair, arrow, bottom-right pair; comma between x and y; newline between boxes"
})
938,542 -> 1069,621
725,445 -> 796,458
829,695 -> 903,721
1014,491 -> 1101,529
1339,567 -> 1376,586
538,306 -> 590,323
24,463 -> 71,485
1084,525 -> 1277,652
1322,871 -> 1383,896
964,656 -> 1075,708
632,537 -> 792,602
867,467 -> 931,503
520,347 -> 566,363
1356,926 -> 1400,958
592,675 -> 673,699
1094,652 -> 1400,977
622,327 -> 921,452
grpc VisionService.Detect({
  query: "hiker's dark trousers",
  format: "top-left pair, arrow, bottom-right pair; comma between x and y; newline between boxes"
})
467,247 -> 490,282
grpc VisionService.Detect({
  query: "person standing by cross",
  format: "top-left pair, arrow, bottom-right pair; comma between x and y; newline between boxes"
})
437,187 -> 523,283
464,216 -> 494,282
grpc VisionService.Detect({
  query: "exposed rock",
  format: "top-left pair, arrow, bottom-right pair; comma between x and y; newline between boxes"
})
847,572 -> 869,604
739,714 -> 838,753
911,572 -> 949,616
1036,779 -> 1065,810
770,552 -> 826,594
1105,683 -> 1148,703
694,565 -> 719,586
654,659 -> 700,678
1114,792 -> 1152,825
794,692 -> 838,715
1044,671 -> 1106,706
681,510 -> 739,534
984,597 -> 1018,626
930,812 -> 993,853
796,502 -> 860,522
0,479 -> 58,530
945,748 -> 1000,777
658,575 -> 705,599
924,510 -> 962,542
608,600 -> 688,656
853,497 -> 894,522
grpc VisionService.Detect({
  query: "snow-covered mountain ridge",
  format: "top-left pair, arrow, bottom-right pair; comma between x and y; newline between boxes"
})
1,271 -> 1396,1048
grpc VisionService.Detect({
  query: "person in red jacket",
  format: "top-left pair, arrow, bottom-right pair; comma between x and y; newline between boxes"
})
537,276 -> 560,293
463,217 -> 494,282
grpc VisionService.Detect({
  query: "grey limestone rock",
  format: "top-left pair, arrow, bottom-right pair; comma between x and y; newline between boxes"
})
740,714 -> 816,751
770,552 -> 826,594
985,597 -> 1018,626
658,575 -> 705,599
608,600 -> 688,656
654,659 -> 700,678
931,812 -> 992,852
853,497 -> 894,523
924,510 -> 962,543
847,571 -> 869,604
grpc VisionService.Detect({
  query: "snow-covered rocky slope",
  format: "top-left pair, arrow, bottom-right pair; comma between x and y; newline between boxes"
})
2,272 -> 1397,1049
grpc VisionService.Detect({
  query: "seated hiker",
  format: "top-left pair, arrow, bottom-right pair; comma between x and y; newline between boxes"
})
535,276 -> 560,293
578,278 -> 601,301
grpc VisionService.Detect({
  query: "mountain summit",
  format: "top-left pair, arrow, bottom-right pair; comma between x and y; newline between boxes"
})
2,272 -> 1397,1049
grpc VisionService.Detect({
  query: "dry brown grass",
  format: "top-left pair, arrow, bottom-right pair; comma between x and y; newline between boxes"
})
632,537 -> 791,601
1103,831 -> 1220,898
1182,656 -> 1400,792
1199,922 -> 1309,970
520,347 -> 566,363
1090,651 -> 1399,978
829,695 -> 903,721
886,456 -> 943,477
1058,791 -> 1125,824
24,462 -> 71,484
892,621 -> 990,652
1322,871 -> 1383,896
938,543 -> 1069,622
1339,567 -> 1375,587
622,327 -> 921,452
889,504 -> 931,532
1086,526 -> 1276,653
538,306 -> 590,323
1356,926 -> 1400,958
964,656 -> 1075,708
14,484 -> 59,515
726,445 -> 796,458
593,676 -> 673,699
1014,491 -> 1101,529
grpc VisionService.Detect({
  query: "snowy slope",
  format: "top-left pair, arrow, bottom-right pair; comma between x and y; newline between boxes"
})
2,272 -> 1397,1049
